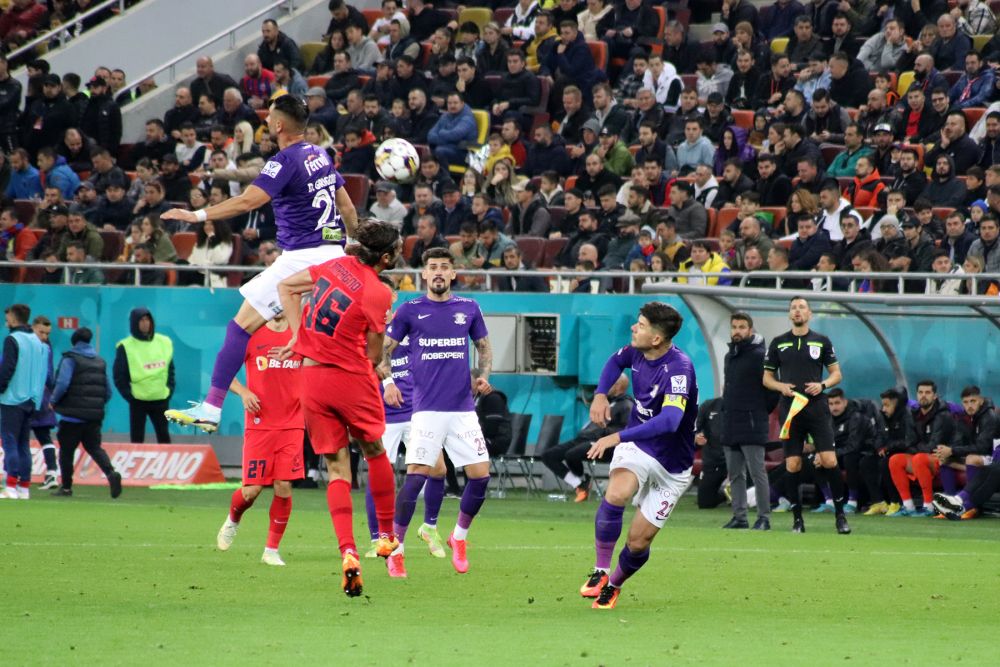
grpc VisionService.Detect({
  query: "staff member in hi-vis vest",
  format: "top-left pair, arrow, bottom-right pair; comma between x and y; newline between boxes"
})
113,307 -> 175,443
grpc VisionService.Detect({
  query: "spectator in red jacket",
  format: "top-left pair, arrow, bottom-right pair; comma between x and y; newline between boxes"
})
1,207 -> 36,261
843,156 -> 886,209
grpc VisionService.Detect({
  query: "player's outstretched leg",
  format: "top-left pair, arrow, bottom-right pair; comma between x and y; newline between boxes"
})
219,486 -> 260,550
593,509 -> 659,610
419,458 -> 447,558
388,471 -> 426,578
448,473 -> 490,574
582,499 -> 624,597
262,482 -> 292,566
166,312 -> 259,433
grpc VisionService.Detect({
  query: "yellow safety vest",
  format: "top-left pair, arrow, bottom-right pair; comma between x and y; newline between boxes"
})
117,334 -> 173,401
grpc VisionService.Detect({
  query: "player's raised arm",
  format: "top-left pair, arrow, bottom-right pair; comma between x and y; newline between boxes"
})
162,184 -> 272,225
335,186 -> 359,239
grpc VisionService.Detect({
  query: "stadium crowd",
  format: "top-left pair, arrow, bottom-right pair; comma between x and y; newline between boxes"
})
1,0 -> 1000,294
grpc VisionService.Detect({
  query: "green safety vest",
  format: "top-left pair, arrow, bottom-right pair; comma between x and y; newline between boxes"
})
117,334 -> 173,401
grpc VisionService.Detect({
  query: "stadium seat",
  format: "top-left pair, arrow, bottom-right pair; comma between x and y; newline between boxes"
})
341,173 -> 371,209
458,7 -> 492,30
963,107 -> 987,130
523,75 -> 551,118
418,42 -> 432,69
483,74 -> 502,98
187,173 -> 201,187
524,414 -> 564,494
712,207 -> 739,237
732,110 -> 753,130
547,206 -> 566,232
402,235 -> 418,261
564,175 -> 577,191
515,236 -> 545,267
761,207 -> 787,235
12,199 -> 36,225
586,41 -> 607,71
98,231 -> 124,262
494,413 -> 532,494
541,237 -> 568,267
448,109 -> 490,176
171,232 -> 197,261
307,75 -> 329,88
942,70 -> 961,87
706,208 -> 716,237
256,109 -> 268,122
897,71 -> 915,96
300,42 -> 326,72
771,37 -> 788,54
680,73 -> 698,90
932,207 -> 955,221
362,8 -> 382,28
493,7 -> 514,27
820,143 -> 845,166
226,236 -> 242,287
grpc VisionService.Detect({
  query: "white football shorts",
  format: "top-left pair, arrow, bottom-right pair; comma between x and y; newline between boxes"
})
383,421 -> 410,464
610,442 -> 693,528
407,411 -> 488,468
239,245 -> 344,320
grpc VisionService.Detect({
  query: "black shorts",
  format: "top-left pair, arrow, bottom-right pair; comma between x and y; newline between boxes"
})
781,401 -> 835,458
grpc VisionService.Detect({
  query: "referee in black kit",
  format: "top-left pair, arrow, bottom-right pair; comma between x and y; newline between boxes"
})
762,297 -> 850,535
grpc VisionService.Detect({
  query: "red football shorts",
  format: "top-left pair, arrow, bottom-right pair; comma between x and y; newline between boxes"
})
242,428 -> 305,485
301,365 -> 386,454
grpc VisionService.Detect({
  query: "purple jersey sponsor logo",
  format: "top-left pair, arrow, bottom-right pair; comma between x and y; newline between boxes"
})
251,142 -> 346,251
387,296 -> 489,414
383,335 -> 413,423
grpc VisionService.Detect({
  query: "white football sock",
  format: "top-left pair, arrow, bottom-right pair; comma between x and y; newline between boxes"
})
564,472 -> 583,488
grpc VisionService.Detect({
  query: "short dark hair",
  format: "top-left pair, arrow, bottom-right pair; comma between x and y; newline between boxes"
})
63,72 -> 80,89
730,311 -> 754,328
597,184 -> 617,198
960,385 -> 982,398
827,387 -> 845,399
422,246 -> 453,264
269,95 -> 309,131
32,315 -> 51,327
71,327 -> 93,345
5,304 -> 30,324
916,379 -> 938,393
812,88 -> 830,103
639,302 -> 683,341
459,221 -> 478,235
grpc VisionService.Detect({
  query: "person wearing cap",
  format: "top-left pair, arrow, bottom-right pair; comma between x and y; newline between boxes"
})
667,181 -> 707,240
603,212 -> 642,270
80,75 -> 122,153
894,216 -> 936,290
594,126 -> 633,177
710,22 -> 737,66
22,73 -> 70,154
28,204 -> 69,260
74,181 -> 100,220
702,92 -> 735,144
370,181 -> 406,227
874,214 -> 907,263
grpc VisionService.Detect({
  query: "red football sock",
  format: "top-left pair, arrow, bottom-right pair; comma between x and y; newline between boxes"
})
911,453 -> 938,504
326,479 -> 356,556
18,479 -> 30,489
229,488 -> 255,523
266,495 -> 292,550
6,477 -> 18,490
888,454 -> 912,501
365,452 -> 396,536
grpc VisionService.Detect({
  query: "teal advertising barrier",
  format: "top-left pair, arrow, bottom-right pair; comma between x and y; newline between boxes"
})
1,284 -> 993,443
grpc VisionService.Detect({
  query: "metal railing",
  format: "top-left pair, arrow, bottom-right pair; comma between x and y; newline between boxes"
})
125,0 -> 297,88
5,260 -> 1000,300
9,0 -> 128,65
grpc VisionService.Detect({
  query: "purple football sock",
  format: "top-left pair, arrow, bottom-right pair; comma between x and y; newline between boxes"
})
456,475 -> 490,530
594,499 -> 625,570
609,546 -> 650,588
938,466 -> 958,495
392,473 -> 427,542
423,475 -> 445,526
958,489 -> 972,506
365,487 -> 378,541
206,321 -> 253,408
964,464 -> 979,489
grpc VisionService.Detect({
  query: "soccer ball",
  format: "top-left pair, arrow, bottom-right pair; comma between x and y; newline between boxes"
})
374,138 -> 420,183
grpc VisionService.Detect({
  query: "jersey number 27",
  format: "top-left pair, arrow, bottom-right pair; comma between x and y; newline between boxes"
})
306,277 -> 354,336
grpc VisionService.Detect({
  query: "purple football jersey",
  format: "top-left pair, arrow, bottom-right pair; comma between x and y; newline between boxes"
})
386,296 -> 489,413
382,334 -> 413,424
611,344 -> 699,474
252,141 -> 346,250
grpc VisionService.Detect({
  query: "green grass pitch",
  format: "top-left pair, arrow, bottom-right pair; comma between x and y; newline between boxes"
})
3,486 -> 998,666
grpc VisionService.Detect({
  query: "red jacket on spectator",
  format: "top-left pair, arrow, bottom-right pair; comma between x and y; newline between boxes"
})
0,2 -> 47,40
2,224 -> 37,261
844,170 -> 886,210
240,69 -> 276,104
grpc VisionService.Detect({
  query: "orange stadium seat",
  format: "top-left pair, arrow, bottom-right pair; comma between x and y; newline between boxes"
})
171,232 -> 197,261
586,41 -> 607,71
